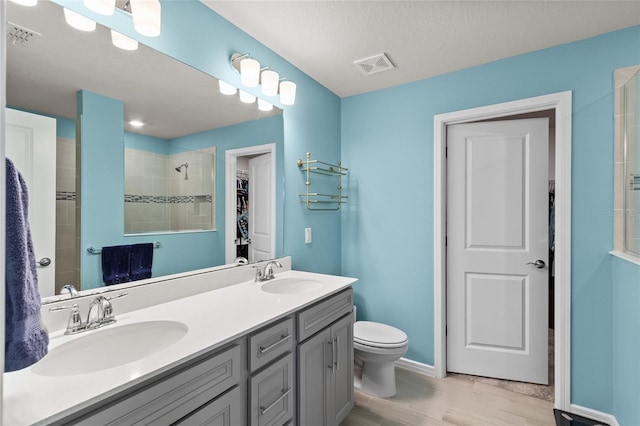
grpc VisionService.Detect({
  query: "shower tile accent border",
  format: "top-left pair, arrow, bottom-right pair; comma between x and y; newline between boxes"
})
124,194 -> 213,204
56,191 -> 76,201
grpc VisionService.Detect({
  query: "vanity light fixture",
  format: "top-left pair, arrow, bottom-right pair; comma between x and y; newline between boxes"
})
258,98 -> 273,112
83,0 -> 115,16
240,58 -> 260,88
230,52 -> 297,105
218,80 -> 238,96
239,90 -> 256,104
111,30 -> 138,51
261,69 -> 279,97
8,0 -> 37,6
279,80 -> 297,106
130,0 -> 162,37
63,8 -> 97,32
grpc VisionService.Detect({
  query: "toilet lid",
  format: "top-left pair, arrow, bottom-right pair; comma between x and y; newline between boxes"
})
354,321 -> 408,348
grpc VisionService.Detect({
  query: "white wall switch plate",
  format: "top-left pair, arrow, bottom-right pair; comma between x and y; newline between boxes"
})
305,227 -> 312,244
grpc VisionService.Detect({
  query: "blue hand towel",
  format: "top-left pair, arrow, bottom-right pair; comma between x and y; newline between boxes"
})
129,243 -> 153,282
5,158 -> 49,372
101,245 -> 132,285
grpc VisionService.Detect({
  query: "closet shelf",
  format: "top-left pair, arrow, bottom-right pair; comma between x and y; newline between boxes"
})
297,152 -> 348,211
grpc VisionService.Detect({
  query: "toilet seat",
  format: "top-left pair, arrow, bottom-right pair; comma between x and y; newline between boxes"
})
354,321 -> 408,349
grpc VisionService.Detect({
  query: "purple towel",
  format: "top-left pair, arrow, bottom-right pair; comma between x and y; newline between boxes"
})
5,158 -> 48,372
101,245 -> 132,285
129,243 -> 153,282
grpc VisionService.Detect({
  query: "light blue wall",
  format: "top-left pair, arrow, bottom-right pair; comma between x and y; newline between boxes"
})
612,257 -> 640,425
341,26 -> 640,418
125,133 -> 169,155
56,0 -> 343,280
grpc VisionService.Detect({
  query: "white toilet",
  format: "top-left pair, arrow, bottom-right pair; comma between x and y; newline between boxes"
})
353,310 -> 409,398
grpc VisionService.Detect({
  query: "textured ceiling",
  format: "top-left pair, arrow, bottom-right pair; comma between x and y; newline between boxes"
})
201,1 -> 640,98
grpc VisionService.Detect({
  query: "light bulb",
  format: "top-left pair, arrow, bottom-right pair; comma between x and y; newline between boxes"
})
239,90 -> 256,104
111,30 -> 138,51
279,81 -> 297,105
8,0 -> 37,6
218,80 -> 237,95
261,70 -> 279,97
83,0 -> 115,15
258,99 -> 273,112
240,58 -> 260,87
63,8 -> 96,32
130,0 -> 161,37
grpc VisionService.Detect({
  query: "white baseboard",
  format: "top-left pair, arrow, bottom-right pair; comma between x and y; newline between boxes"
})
569,404 -> 619,426
395,357 -> 436,377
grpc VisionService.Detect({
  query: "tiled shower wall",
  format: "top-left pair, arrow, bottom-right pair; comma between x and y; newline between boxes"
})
55,136 -> 78,294
124,147 -> 215,234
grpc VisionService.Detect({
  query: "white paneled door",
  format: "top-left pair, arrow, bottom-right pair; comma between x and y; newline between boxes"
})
5,108 -> 57,298
248,153 -> 274,262
446,118 -> 549,384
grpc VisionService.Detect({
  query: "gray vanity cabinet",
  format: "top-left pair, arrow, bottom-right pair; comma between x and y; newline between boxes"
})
248,317 -> 296,426
63,341 -> 245,426
297,289 -> 354,426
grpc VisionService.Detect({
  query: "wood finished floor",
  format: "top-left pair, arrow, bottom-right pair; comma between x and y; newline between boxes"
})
340,368 -> 556,426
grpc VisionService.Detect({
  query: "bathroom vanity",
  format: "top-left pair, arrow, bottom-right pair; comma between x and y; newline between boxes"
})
3,259 -> 356,426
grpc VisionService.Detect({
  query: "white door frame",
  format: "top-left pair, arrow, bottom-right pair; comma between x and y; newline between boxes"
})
225,143 -> 276,264
433,91 -> 572,410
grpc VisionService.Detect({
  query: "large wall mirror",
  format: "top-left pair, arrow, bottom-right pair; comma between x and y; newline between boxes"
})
6,0 -> 284,300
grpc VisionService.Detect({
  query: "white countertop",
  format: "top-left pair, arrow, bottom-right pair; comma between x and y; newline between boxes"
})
3,270 -> 356,425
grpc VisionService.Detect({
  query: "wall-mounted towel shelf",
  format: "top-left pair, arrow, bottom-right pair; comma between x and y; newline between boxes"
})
87,241 -> 162,255
297,152 -> 348,211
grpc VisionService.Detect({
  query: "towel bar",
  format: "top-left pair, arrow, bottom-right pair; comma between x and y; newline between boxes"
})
87,241 -> 161,255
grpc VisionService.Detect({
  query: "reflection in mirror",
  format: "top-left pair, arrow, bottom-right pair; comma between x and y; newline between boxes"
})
124,143 -> 216,234
6,0 -> 284,300
623,69 -> 640,255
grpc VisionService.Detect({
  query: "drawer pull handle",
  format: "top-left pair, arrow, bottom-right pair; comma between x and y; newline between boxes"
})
259,334 -> 291,354
328,339 -> 335,372
260,388 -> 292,415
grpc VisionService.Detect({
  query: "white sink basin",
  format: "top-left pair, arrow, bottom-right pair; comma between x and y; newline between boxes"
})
261,277 -> 324,294
31,320 -> 188,377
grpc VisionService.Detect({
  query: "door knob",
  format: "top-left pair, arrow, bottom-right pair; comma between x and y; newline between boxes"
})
38,257 -> 52,267
526,259 -> 545,269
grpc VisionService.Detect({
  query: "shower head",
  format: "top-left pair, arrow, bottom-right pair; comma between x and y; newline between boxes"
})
175,163 -> 189,180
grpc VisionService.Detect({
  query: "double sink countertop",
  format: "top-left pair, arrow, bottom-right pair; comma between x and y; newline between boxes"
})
3,268 -> 357,425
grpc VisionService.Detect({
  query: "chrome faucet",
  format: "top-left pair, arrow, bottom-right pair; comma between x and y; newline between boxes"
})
60,284 -> 79,298
49,292 -> 127,335
253,260 -> 283,282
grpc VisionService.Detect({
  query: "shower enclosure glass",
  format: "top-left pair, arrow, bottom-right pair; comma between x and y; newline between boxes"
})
624,69 -> 640,255
124,146 -> 216,234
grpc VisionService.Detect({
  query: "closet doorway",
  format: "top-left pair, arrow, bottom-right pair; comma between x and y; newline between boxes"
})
433,91 -> 572,410
225,143 -> 276,264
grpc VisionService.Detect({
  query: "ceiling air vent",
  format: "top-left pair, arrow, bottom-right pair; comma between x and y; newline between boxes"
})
353,53 -> 395,75
7,22 -> 40,46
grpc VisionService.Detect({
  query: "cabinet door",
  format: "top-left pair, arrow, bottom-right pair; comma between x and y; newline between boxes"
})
249,353 -> 295,426
330,314 -> 354,425
175,385 -> 243,426
297,328 -> 332,426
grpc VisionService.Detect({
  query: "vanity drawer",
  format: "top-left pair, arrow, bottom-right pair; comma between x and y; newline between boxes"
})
249,352 -> 295,426
175,385 -> 244,426
72,342 -> 243,426
297,288 -> 353,342
249,316 -> 295,372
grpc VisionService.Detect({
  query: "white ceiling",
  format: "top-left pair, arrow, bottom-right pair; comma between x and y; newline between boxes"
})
201,0 -> 640,98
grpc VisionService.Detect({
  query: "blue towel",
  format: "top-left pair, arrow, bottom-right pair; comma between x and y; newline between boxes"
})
101,245 -> 132,285
129,243 -> 153,282
5,158 -> 48,372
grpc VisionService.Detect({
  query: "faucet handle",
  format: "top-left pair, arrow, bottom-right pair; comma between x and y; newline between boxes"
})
251,265 -> 264,282
49,304 -> 83,334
